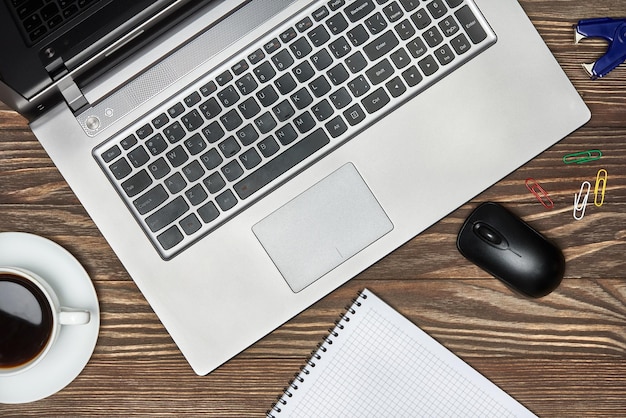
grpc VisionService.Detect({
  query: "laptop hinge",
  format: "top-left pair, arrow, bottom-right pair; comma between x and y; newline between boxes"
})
57,76 -> 90,114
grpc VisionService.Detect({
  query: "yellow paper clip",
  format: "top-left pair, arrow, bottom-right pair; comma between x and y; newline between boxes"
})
594,169 -> 608,207
573,181 -> 591,220
563,150 -> 602,164
525,178 -> 554,209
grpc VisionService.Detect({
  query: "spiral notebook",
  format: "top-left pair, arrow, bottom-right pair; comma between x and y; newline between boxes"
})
268,289 -> 536,417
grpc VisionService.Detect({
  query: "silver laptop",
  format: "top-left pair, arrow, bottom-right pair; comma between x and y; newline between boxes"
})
0,0 -> 590,375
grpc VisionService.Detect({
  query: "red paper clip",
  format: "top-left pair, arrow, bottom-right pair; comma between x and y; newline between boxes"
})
525,178 -> 555,209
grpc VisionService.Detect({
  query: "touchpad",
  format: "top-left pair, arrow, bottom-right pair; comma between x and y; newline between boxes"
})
252,163 -> 393,293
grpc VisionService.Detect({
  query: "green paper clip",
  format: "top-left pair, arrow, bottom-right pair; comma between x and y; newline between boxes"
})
563,150 -> 602,164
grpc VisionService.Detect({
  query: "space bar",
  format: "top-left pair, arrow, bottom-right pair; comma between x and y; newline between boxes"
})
234,128 -> 330,200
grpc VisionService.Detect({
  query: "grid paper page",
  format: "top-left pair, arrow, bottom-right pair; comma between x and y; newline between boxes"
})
270,289 -> 536,418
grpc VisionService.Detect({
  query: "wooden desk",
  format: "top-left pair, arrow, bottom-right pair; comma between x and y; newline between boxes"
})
1,1 -> 625,415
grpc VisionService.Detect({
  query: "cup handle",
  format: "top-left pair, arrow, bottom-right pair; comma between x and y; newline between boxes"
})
59,309 -> 91,325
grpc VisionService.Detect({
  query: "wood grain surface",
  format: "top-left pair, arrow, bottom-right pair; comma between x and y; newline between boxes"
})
1,0 -> 625,416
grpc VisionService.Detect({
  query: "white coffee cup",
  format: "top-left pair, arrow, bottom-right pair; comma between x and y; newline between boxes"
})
0,266 -> 91,377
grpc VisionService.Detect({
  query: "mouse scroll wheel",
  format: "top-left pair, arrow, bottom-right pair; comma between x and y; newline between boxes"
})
473,222 -> 503,246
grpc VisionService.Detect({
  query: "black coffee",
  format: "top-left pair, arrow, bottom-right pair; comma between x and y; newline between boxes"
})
0,273 -> 54,370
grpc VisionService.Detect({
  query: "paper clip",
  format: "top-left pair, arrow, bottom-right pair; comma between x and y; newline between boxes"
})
562,150 -> 602,164
594,169 -> 608,207
525,178 -> 554,209
573,181 -> 591,220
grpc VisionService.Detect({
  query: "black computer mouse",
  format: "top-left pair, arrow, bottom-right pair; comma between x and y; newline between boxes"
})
456,202 -> 564,298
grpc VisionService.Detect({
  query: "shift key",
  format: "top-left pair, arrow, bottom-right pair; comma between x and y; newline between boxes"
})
145,196 -> 189,232
455,5 -> 487,44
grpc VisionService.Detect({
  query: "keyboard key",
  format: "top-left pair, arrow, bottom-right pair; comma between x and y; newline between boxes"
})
363,30 -> 399,61
455,5 -> 487,43
120,134 -> 137,150
362,87 -> 391,113
308,25 -> 330,47
290,37 -> 313,59
216,70 -> 233,86
181,109 -> 204,131
199,97 -> 222,119
147,157 -> 171,180
180,213 -> 202,235
136,124 -> 153,140
272,49 -> 295,71
184,91 -> 201,107
217,85 -> 240,107
248,49 -> 265,65
272,100 -> 295,122
239,148 -> 262,169
204,172 -> 226,194
102,145 -> 121,163
258,136 -> 280,158
200,148 -> 223,170
410,8 -> 431,30
327,0 -> 345,11
343,103 -> 366,126
325,115 -> 348,138
296,16 -> 313,32
128,146 -> 150,168
165,173 -> 187,194
402,65 -> 423,86
451,33 -> 471,55
385,76 -> 407,97
109,158 -> 132,180
395,19 -> 416,40
218,136 -> 241,158
345,0 -> 376,23
254,61 -> 276,83
236,124 -> 259,146
293,111 -> 316,133
275,123 -> 299,145
157,226 -> 184,250
312,5 -> 329,22
152,113 -> 169,129
309,75 -> 332,97
122,169 -> 152,197
390,47 -> 411,68
234,128 -> 330,199
235,73 -> 258,95
146,196 -> 189,232
134,184 -> 168,215
439,15 -> 460,37
198,201 -> 219,223
163,121 -> 186,143
184,133 -> 207,155
445,0 -> 464,7
202,121 -> 225,143
238,97 -> 262,119
347,75 -> 371,97
329,87 -> 352,109
418,54 -> 439,76
312,99 -> 335,121
166,145 -> 189,167
329,36 -> 352,59
255,111 -> 277,134
182,160 -> 205,182
427,1 -> 447,19
347,24 -> 370,47
290,87 -> 313,110
434,44 -> 455,65
327,63 -> 349,85
400,0 -> 419,11
216,190 -> 238,211
365,12 -> 388,35
220,109 -> 243,131
280,27 -> 298,43
232,60 -> 249,76
222,160 -> 244,181
257,85 -> 279,107
384,1 -> 404,22
310,49 -> 333,71
326,12 -> 349,35
275,73 -> 297,95
146,133 -> 168,156
345,51 -> 368,73
264,38 -> 281,54
167,102 -> 185,118
200,80 -> 217,96
365,58 -> 395,85
406,36 -> 427,58
423,26 -> 444,47
185,184 -> 208,206
293,61 -> 316,82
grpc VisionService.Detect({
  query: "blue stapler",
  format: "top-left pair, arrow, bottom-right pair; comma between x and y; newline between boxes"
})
574,17 -> 626,78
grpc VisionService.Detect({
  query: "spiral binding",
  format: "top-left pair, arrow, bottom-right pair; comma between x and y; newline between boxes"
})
266,291 -> 368,417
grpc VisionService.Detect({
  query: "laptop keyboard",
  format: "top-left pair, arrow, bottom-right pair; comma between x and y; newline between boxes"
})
7,0 -> 101,44
94,0 -> 496,259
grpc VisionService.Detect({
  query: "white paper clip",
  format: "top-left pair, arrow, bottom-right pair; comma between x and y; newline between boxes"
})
573,181 -> 591,220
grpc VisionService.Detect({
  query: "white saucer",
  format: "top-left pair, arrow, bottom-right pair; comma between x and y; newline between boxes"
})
0,232 -> 100,404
